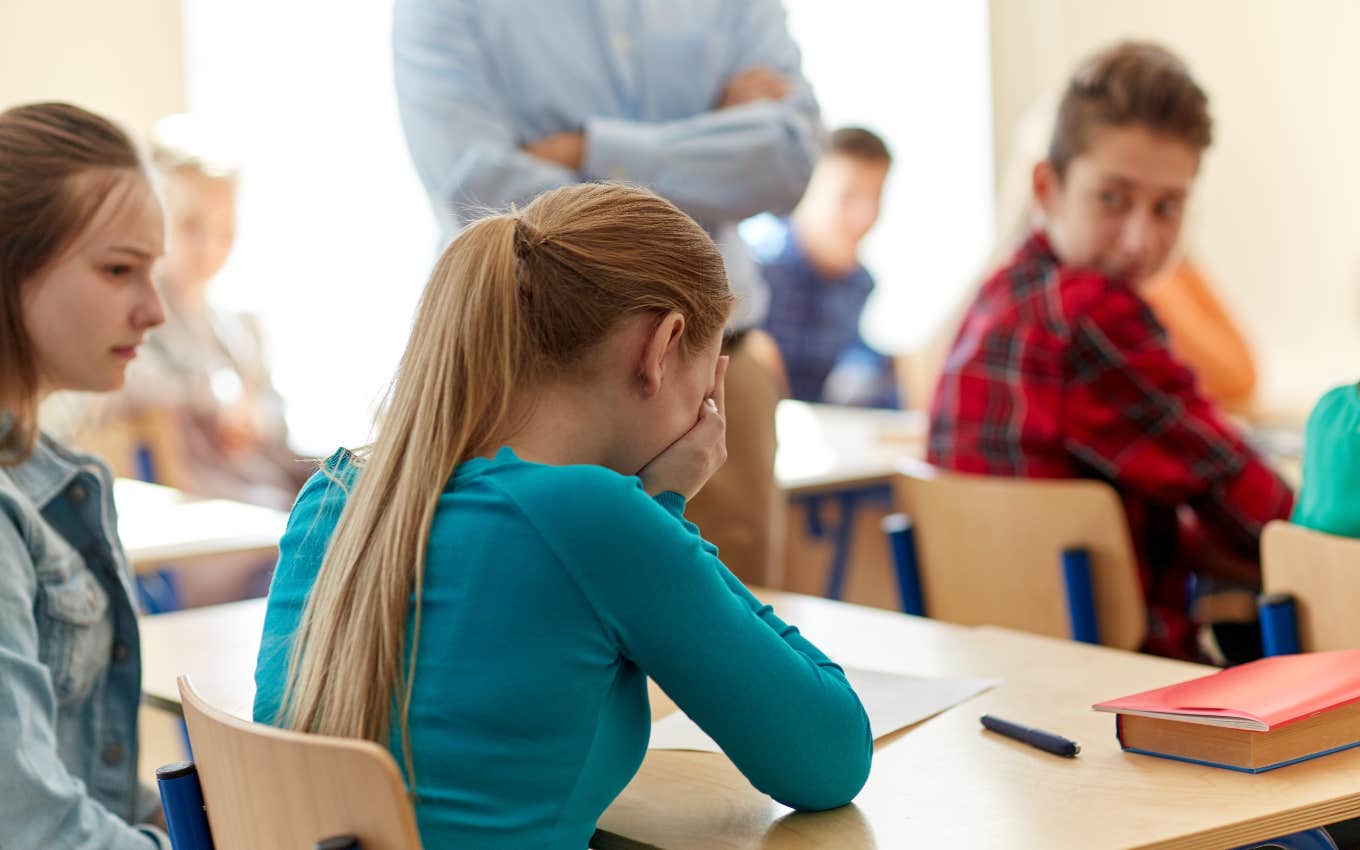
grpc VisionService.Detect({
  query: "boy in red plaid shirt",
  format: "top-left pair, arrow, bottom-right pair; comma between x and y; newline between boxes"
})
929,42 -> 1293,660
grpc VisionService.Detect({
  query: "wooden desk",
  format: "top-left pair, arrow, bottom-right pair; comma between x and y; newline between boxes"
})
115,478 -> 289,573
598,609 -> 1360,850
140,597 -> 265,719
774,403 -> 923,598
139,591 -> 1360,849
774,401 -> 924,496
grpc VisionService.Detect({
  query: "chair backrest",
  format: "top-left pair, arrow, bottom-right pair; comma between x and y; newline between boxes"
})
177,675 -> 422,850
1262,521 -> 1360,652
73,407 -> 187,485
892,461 -> 1146,649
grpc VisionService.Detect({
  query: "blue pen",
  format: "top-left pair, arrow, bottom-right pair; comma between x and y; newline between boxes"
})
981,714 -> 1081,757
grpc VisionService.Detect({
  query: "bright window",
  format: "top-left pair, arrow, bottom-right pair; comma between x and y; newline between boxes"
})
181,0 -> 433,454
782,0 -> 995,355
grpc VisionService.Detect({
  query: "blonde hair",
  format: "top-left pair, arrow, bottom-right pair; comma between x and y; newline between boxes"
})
280,183 -> 733,782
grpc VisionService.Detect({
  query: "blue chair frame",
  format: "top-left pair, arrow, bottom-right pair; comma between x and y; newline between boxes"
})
795,483 -> 893,600
157,759 -> 366,850
1259,592 -> 1302,657
882,513 -> 1101,644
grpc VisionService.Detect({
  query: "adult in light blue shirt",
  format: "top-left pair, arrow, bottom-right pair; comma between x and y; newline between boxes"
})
392,0 -> 823,330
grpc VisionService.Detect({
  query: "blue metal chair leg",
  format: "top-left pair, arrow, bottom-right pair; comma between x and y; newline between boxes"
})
822,491 -> 860,600
1233,826 -> 1339,849
801,494 -> 826,538
883,513 -> 925,616
1259,592 -> 1302,656
1060,547 -> 1099,644
156,761 -> 215,849
136,569 -> 183,614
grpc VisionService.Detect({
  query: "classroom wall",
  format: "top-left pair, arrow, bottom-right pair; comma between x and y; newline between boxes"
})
0,0 -> 186,140
989,0 -> 1360,417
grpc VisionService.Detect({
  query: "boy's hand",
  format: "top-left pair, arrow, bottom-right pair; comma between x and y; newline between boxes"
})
639,356 -> 729,501
717,66 -> 790,109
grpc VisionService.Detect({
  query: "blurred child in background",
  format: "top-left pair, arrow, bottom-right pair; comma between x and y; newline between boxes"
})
83,114 -> 307,512
747,127 -> 897,407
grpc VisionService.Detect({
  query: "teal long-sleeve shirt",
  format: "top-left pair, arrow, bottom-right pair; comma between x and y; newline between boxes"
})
1293,383 -> 1360,538
254,447 -> 872,849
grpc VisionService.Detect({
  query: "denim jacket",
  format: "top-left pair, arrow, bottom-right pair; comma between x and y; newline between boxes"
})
0,431 -> 169,849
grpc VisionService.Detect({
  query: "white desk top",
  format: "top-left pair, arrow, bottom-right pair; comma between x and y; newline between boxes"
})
774,401 -> 924,495
115,478 -> 289,572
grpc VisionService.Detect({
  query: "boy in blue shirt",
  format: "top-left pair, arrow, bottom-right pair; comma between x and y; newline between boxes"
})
747,127 -> 895,406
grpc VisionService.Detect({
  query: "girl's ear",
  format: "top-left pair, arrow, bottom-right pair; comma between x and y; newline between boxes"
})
638,311 -> 686,399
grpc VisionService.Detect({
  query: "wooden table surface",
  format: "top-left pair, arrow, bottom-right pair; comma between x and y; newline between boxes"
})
140,596 -> 266,719
115,478 -> 289,573
597,594 -> 1360,850
771,403 -> 1305,496
140,589 -> 1360,850
774,401 -> 925,496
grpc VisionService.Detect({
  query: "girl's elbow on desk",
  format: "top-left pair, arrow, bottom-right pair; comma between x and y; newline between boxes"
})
769,721 -> 874,812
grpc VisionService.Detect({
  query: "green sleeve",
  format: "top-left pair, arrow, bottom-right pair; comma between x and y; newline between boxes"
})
1293,384 -> 1360,537
502,469 -> 872,811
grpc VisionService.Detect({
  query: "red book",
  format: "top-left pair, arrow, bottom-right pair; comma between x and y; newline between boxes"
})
1093,650 -> 1360,772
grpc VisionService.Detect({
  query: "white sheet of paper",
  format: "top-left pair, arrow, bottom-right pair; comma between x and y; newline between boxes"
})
648,666 -> 998,752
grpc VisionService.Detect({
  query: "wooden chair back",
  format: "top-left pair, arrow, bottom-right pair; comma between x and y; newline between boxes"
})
177,675 -> 422,850
1262,520 -> 1360,652
73,407 -> 187,485
892,461 -> 1146,649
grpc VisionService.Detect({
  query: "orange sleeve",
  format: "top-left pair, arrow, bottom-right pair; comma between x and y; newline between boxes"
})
1142,259 -> 1257,408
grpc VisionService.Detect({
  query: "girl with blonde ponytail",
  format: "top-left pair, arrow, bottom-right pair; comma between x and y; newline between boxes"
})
253,183 -> 871,849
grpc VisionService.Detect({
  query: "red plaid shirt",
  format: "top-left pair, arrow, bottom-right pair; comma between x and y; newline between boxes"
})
928,232 -> 1293,657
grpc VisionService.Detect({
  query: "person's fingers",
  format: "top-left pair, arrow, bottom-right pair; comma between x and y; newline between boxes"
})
711,355 -> 729,417
692,396 -> 721,437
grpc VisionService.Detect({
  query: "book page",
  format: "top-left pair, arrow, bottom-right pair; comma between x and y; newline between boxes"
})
648,666 -> 998,752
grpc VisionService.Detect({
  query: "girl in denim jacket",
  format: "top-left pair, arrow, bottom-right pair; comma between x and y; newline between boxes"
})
0,103 -> 170,849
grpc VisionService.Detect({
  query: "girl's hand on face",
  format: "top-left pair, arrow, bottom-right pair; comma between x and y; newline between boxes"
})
639,356 -> 729,501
